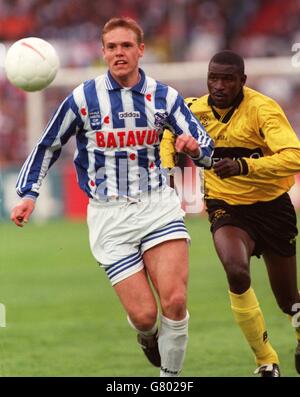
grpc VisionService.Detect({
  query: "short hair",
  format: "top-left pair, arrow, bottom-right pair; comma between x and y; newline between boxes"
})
209,50 -> 245,75
102,17 -> 144,45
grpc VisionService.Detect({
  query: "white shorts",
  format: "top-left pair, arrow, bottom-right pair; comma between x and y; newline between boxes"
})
87,186 -> 190,285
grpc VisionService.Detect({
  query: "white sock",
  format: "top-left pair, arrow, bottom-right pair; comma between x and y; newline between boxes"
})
159,311 -> 189,377
127,314 -> 158,337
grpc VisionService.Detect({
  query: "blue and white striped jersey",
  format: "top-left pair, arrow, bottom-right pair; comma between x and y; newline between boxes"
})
16,68 -> 214,201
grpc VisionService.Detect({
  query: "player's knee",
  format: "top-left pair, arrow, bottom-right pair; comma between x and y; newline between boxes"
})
160,292 -> 186,319
129,309 -> 158,331
225,264 -> 250,293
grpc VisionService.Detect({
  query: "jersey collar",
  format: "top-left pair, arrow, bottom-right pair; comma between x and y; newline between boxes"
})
105,68 -> 147,94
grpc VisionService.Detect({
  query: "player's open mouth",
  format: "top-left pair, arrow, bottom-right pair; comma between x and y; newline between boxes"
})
114,60 -> 127,66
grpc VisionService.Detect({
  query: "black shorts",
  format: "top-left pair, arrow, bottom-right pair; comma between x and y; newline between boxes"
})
206,193 -> 298,257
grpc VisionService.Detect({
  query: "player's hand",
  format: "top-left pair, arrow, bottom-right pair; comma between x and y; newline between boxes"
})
10,199 -> 35,227
213,158 -> 240,179
175,134 -> 200,158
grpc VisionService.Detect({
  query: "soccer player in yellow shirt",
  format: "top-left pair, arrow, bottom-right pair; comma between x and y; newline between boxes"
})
161,50 -> 300,377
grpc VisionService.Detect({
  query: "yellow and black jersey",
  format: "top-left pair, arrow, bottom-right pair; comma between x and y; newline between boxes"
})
161,86 -> 300,205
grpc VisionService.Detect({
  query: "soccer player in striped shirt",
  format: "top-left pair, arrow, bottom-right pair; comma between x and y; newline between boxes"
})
10,17 -> 214,376
161,50 -> 300,377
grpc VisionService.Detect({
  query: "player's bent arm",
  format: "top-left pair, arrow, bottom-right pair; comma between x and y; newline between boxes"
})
214,148 -> 300,179
244,100 -> 300,178
242,147 -> 300,179
10,198 -> 36,227
166,91 -> 214,168
213,157 -> 241,179
175,134 -> 213,169
16,93 -> 80,198
175,134 -> 200,158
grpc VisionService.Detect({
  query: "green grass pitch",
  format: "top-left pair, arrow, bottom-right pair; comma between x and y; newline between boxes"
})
0,217 -> 299,377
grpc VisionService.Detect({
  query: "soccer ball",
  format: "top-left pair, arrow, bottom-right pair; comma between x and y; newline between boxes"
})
4,37 -> 60,92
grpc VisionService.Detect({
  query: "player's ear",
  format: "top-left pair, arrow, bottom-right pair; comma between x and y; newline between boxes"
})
138,42 -> 145,58
242,74 -> 247,85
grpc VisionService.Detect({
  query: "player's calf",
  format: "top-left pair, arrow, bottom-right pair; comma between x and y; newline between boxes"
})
137,331 -> 161,367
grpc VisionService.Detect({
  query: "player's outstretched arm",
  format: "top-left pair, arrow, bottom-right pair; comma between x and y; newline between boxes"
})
10,199 -> 35,227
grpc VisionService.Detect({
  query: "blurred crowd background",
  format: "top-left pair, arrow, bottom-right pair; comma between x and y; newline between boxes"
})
1,0 -> 300,61
1,0 -> 300,165
0,0 -> 300,221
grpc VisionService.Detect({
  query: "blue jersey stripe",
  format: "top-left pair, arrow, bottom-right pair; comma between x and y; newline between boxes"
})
84,80 -> 101,130
74,132 -> 92,198
60,118 -> 78,145
68,93 -> 84,132
49,149 -> 61,168
132,92 -> 147,127
168,94 -> 184,135
179,101 -> 200,139
16,97 -> 74,194
108,90 -> 125,129
154,83 -> 168,109
94,150 -> 107,199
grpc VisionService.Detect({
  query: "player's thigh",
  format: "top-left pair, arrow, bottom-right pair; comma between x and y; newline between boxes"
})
213,225 -> 254,270
143,238 -> 189,299
113,268 -> 157,318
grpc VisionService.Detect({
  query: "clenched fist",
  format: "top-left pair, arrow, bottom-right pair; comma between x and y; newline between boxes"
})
175,134 -> 200,158
213,158 -> 241,179
10,199 -> 35,227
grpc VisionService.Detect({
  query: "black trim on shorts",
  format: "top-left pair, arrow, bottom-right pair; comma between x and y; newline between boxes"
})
206,193 -> 298,257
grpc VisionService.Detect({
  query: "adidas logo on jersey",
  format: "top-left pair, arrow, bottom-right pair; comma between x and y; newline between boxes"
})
118,111 -> 140,119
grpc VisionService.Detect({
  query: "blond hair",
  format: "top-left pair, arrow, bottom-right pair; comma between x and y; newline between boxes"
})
102,17 -> 144,45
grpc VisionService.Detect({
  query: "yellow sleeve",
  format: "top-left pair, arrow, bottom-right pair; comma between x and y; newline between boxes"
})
243,101 -> 300,178
245,148 -> 300,178
160,129 -> 176,169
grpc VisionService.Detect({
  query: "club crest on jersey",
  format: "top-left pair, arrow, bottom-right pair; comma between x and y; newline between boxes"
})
199,113 -> 210,127
154,111 -> 168,128
89,110 -> 101,129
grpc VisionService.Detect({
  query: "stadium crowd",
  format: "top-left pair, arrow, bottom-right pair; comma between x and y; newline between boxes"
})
1,0 -> 300,164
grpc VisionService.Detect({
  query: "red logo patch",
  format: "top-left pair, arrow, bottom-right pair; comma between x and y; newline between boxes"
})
81,108 -> 87,116
90,180 -> 95,187
129,153 -> 136,161
149,162 -> 155,168
146,94 -> 152,102
104,116 -> 110,124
